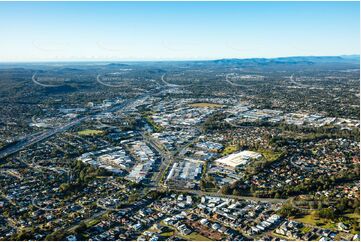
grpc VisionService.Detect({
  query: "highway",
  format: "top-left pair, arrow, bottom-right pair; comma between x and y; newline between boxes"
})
0,116 -> 87,159
224,74 -> 246,87
161,74 -> 191,88
0,74 -> 190,160
288,74 -> 308,88
96,74 -> 124,88
0,90 -> 160,160
161,73 -> 180,87
32,73 -> 62,88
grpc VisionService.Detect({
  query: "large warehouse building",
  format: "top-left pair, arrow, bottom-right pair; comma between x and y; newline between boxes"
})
214,150 -> 262,170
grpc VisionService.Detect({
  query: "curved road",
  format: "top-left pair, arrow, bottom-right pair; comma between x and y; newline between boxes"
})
224,74 -> 246,87
32,73 -> 63,87
288,74 -> 308,88
96,74 -> 124,88
161,74 -> 191,88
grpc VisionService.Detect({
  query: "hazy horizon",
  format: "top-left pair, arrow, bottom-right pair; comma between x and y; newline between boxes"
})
0,54 -> 359,64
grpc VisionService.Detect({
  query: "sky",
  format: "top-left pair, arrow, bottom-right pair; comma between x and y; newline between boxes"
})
0,1 -> 359,61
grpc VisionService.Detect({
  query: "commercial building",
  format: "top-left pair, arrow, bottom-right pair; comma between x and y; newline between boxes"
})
214,151 -> 262,170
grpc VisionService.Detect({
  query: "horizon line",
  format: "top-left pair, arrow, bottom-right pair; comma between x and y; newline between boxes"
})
0,54 -> 359,64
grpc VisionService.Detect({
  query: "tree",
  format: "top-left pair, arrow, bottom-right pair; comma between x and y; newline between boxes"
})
200,180 -> 206,191
59,183 -> 70,192
278,203 -> 301,217
13,229 -> 34,241
74,222 -> 87,234
274,192 -> 281,199
232,189 -> 241,196
317,208 -> 335,220
220,184 -> 232,195
45,229 -> 66,241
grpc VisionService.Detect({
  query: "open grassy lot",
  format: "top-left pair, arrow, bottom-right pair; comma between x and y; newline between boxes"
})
77,129 -> 104,136
294,212 -> 336,229
271,231 -> 294,241
345,212 -> 359,219
85,218 -> 101,227
160,221 -> 211,241
221,145 -> 238,155
299,225 -> 312,233
294,211 -> 360,233
189,102 -> 224,108
160,231 -> 174,237
181,232 -> 211,241
256,148 -> 284,161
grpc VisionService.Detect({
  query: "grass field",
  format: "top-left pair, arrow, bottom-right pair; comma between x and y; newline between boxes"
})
294,211 -> 360,235
86,218 -> 101,227
345,213 -> 360,219
160,221 -> 210,241
160,231 -> 174,237
78,129 -> 104,136
221,145 -> 238,155
256,148 -> 284,161
181,232 -> 211,241
294,212 -> 336,229
271,231 -> 292,241
189,102 -> 224,108
299,225 -> 312,233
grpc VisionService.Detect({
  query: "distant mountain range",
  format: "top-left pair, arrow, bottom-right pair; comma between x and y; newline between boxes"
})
0,55 -> 359,69
211,55 -> 360,66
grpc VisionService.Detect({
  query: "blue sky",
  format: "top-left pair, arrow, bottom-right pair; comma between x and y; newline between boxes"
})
0,1 -> 359,61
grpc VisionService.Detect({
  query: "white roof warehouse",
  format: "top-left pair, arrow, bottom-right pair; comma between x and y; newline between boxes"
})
214,150 -> 262,170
